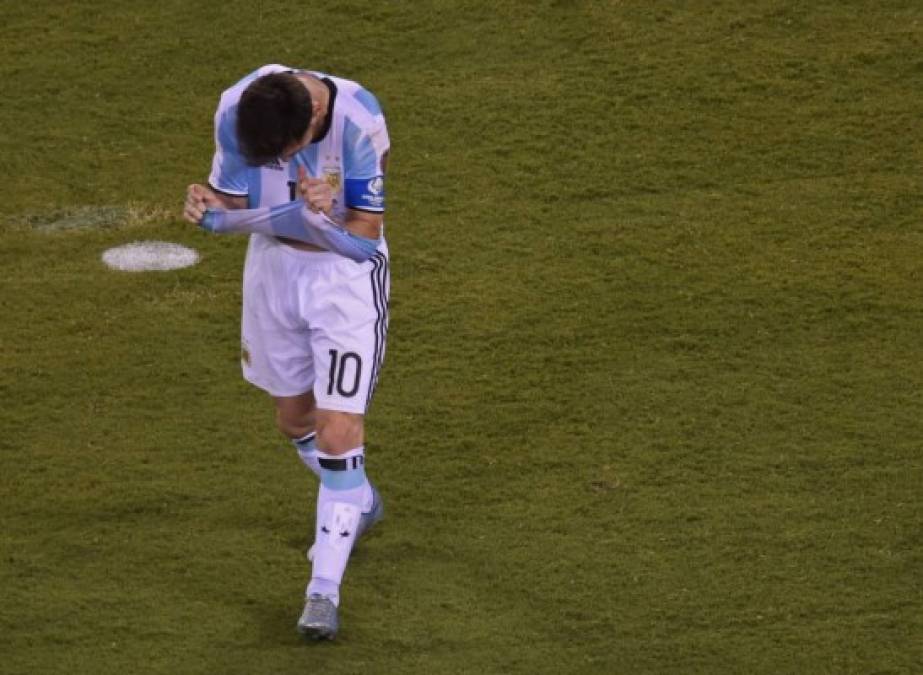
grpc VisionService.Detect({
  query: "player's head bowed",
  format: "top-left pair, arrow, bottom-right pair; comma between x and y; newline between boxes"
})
237,73 -> 313,166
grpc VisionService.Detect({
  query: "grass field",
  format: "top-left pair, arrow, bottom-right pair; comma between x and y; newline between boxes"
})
1,1 -> 922,673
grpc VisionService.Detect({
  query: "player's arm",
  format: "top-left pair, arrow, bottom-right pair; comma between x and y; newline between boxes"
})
194,165 -> 383,263
343,208 -> 382,240
197,196 -> 381,263
210,188 -> 247,210
299,171 -> 383,240
340,123 -> 388,240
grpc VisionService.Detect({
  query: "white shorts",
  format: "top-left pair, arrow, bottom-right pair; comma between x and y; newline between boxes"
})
240,234 -> 390,414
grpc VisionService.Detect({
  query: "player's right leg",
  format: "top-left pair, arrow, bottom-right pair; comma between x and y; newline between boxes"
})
274,393 -> 382,570
297,249 -> 389,639
298,425 -> 382,640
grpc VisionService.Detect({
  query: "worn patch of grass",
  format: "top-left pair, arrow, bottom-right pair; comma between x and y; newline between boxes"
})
1,1 -> 921,673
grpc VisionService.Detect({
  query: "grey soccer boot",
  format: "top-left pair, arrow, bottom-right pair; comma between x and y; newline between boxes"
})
297,593 -> 338,640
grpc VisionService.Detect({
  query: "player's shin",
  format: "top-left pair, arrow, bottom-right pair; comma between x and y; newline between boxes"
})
307,447 -> 371,606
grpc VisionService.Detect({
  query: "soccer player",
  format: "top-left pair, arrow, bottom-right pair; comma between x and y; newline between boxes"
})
182,65 -> 391,640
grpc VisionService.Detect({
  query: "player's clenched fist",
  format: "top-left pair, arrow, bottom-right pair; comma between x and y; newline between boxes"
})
183,183 -> 221,224
298,166 -> 333,215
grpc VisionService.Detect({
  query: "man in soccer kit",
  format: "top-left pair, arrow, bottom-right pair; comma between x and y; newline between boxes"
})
182,65 -> 391,640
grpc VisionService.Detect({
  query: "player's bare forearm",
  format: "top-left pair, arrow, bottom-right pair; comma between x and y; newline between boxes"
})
344,209 -> 383,240
211,190 -> 247,210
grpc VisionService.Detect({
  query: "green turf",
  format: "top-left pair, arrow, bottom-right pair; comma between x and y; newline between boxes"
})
1,1 -> 921,673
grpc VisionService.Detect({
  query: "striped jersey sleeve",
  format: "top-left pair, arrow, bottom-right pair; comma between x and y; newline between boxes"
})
339,85 -> 390,213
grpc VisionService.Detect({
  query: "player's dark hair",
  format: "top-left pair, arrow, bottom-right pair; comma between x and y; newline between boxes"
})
236,73 -> 312,166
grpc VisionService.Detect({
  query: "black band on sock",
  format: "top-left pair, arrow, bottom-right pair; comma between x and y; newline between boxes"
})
318,455 -> 365,471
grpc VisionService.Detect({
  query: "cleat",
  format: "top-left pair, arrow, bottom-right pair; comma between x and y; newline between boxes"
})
297,594 -> 339,640
307,486 -> 383,561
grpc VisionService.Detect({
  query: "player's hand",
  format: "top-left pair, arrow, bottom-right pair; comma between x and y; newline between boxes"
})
183,183 -> 222,224
298,166 -> 333,216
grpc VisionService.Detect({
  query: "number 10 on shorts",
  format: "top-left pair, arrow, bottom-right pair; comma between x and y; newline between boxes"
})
327,349 -> 362,398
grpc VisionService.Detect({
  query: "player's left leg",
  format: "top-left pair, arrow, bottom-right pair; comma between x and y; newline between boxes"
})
299,409 -> 383,565
298,410 -> 383,639
313,409 -> 382,537
274,391 -> 321,476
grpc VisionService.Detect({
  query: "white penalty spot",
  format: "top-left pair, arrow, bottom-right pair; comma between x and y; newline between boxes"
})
102,241 -> 200,272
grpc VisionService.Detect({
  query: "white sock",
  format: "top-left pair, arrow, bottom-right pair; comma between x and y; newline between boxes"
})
307,446 -> 370,606
292,432 -> 321,478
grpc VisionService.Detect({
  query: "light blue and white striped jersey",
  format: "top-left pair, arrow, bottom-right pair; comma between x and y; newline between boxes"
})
208,64 -> 389,220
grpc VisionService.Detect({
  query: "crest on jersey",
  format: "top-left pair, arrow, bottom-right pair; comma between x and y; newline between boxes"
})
323,159 -> 342,191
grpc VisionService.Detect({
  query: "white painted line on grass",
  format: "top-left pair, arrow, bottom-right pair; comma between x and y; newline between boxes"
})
102,241 -> 200,272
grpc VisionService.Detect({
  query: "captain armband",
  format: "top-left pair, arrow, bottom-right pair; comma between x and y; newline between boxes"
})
200,200 -> 380,263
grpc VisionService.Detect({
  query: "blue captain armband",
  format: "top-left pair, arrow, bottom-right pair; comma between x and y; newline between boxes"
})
200,201 -> 380,263
344,175 -> 385,212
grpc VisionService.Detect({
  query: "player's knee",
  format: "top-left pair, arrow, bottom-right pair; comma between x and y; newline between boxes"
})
276,408 -> 314,439
315,411 -> 364,455
273,393 -> 316,439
